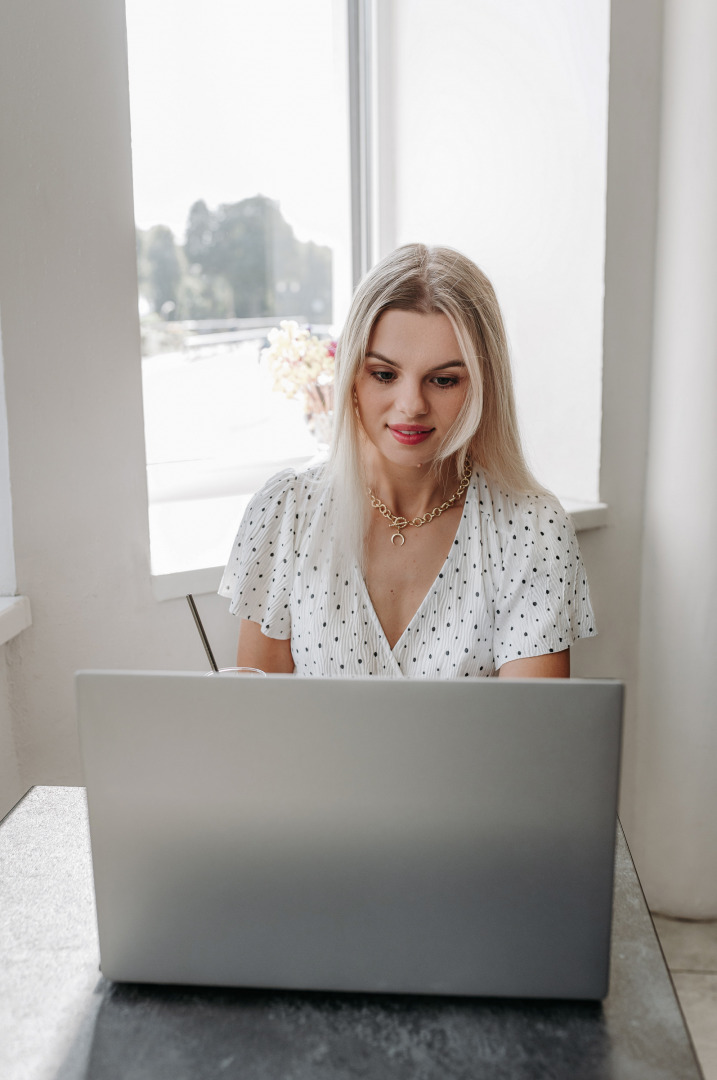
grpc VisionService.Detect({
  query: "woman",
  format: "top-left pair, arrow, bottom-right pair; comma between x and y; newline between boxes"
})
219,244 -> 595,676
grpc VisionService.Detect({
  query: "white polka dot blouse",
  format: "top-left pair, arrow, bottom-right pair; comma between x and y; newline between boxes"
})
219,466 -> 596,677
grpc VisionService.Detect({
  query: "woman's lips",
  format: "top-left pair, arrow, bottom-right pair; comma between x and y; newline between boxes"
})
388,425 -> 434,445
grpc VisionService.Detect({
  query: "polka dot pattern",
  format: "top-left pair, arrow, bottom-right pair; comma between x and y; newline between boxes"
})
219,466 -> 596,677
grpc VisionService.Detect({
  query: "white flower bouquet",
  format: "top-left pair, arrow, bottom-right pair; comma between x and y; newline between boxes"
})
262,321 -> 336,441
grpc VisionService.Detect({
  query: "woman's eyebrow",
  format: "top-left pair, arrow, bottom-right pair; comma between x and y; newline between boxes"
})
365,350 -> 466,372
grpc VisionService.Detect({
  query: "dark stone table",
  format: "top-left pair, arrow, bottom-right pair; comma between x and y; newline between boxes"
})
0,787 -> 703,1080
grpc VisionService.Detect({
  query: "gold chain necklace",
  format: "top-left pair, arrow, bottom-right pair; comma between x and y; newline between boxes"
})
367,459 -> 472,546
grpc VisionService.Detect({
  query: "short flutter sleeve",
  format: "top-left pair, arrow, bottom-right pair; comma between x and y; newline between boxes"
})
218,469 -> 298,639
490,493 -> 596,669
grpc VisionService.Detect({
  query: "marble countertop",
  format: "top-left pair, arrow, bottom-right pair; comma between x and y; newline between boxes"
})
0,786 -> 703,1080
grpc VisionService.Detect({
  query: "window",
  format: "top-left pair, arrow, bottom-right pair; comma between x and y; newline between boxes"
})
381,0 -> 610,504
126,0 -> 352,578
128,0 -> 608,592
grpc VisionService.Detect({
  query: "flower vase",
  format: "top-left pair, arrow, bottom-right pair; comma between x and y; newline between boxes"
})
306,409 -> 333,448
303,380 -> 334,448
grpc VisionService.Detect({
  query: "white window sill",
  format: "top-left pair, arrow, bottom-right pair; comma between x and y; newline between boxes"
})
151,501 -> 609,602
563,498 -> 609,531
0,596 -> 32,646
152,566 -> 226,602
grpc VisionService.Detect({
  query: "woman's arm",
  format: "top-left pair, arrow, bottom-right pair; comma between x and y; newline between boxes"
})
237,619 -> 295,674
497,649 -> 570,679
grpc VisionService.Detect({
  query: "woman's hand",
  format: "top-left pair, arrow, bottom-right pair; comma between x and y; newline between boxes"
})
237,619 -> 295,674
497,649 -> 570,678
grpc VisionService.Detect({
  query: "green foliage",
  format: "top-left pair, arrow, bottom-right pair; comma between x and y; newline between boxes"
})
137,195 -> 332,325
145,225 -> 182,318
179,264 -> 235,321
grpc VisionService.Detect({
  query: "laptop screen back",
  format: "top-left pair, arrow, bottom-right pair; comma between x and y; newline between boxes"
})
76,672 -> 623,999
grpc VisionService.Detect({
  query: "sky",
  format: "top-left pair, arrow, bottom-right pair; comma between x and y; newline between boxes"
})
125,0 -> 347,246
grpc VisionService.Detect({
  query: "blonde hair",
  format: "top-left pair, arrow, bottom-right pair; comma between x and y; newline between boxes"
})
325,243 -> 543,560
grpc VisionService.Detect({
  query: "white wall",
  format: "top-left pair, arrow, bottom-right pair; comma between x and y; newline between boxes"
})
0,0 -> 714,914
0,317 -> 23,819
0,322 -> 16,597
578,0 -> 717,916
631,0 -> 717,917
0,648 -> 24,818
0,0 -> 239,786
581,0 -> 664,878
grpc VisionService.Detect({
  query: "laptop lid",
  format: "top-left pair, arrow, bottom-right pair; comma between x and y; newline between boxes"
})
76,672 -> 623,999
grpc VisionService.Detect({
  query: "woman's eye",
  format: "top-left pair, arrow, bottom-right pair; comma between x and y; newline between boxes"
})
432,376 -> 459,389
371,370 -> 395,383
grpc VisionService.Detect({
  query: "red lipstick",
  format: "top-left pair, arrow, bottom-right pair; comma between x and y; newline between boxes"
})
388,425 -> 434,445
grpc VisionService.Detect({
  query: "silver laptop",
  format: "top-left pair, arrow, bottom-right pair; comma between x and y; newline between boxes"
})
76,672 -> 623,999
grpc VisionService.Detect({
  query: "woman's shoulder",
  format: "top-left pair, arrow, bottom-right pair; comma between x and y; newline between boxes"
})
472,471 -> 573,541
247,462 -> 329,510
233,463 -> 330,547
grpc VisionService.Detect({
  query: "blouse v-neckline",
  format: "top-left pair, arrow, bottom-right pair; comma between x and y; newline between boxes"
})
356,481 -> 472,663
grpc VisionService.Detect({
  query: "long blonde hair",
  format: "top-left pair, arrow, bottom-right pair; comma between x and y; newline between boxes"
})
326,243 -> 543,561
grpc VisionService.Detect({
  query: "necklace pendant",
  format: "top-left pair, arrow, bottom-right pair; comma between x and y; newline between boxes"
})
367,459 -> 472,549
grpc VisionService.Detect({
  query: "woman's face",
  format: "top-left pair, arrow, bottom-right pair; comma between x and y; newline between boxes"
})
354,308 -> 469,469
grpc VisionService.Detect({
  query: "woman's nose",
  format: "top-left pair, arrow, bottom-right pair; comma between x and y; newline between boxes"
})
397,380 -> 428,417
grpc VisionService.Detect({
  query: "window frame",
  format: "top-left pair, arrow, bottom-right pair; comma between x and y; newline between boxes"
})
148,0 -> 608,602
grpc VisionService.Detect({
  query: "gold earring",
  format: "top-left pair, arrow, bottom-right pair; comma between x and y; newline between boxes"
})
353,388 -> 360,419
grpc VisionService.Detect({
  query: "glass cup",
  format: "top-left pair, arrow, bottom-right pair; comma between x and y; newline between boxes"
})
204,667 -> 267,677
